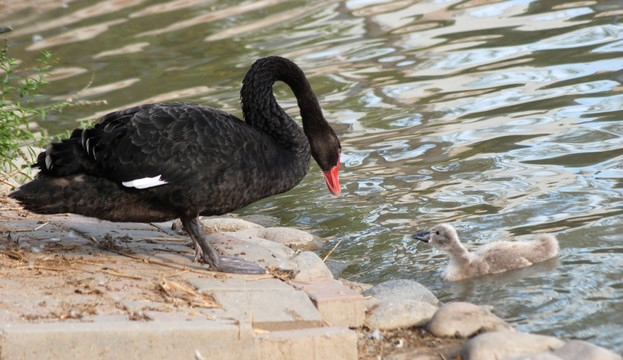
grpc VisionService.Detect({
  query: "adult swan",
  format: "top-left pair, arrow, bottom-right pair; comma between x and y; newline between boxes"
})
10,56 -> 342,274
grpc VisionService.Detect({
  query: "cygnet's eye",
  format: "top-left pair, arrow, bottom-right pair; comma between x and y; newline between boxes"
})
435,230 -> 440,235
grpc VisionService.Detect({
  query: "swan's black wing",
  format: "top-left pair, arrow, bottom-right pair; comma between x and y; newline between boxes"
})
81,102 -> 249,187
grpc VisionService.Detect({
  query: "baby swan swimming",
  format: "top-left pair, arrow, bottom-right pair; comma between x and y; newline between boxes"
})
412,224 -> 559,281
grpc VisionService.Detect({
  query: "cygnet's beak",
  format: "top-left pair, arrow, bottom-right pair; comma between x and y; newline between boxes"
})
412,231 -> 431,243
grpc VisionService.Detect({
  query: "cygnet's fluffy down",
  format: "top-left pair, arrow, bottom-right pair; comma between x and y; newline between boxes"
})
412,223 -> 559,281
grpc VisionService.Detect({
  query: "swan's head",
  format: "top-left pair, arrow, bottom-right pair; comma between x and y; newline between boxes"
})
412,223 -> 461,251
309,127 -> 341,196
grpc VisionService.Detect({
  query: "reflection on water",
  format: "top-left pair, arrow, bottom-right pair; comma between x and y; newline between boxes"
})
2,0 -> 623,352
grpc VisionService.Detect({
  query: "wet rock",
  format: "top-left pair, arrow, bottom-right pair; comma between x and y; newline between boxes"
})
508,354 -> 562,360
427,302 -> 513,338
546,340 -> 621,360
461,331 -> 565,360
363,279 -> 439,306
291,251 -> 334,280
325,259 -> 350,278
239,214 -> 280,227
365,297 -> 438,330
200,217 -> 262,233
363,280 -> 440,330
507,340 -> 623,360
236,227 -> 322,251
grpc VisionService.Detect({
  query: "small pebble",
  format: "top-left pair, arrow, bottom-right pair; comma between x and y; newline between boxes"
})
367,329 -> 383,341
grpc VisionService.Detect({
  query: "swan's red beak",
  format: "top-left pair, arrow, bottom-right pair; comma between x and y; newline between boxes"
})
322,156 -> 341,196
323,166 -> 340,196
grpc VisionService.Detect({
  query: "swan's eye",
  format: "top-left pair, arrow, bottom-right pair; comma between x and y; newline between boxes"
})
435,231 -> 440,235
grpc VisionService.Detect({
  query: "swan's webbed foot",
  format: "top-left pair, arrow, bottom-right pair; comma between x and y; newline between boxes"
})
192,246 -> 204,262
181,217 -> 266,275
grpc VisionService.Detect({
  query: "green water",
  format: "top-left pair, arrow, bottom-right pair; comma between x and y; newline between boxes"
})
2,0 -> 623,352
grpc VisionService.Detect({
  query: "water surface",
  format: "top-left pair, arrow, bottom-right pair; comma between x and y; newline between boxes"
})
2,0 -> 623,352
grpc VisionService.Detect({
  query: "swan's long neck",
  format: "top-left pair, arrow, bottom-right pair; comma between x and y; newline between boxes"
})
240,57 -> 315,155
447,241 -> 471,268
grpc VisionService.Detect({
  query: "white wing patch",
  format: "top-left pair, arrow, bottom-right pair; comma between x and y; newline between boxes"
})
44,144 -> 54,170
122,175 -> 168,189
45,153 -> 53,170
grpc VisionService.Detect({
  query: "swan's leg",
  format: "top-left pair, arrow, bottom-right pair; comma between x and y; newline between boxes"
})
180,216 -> 266,274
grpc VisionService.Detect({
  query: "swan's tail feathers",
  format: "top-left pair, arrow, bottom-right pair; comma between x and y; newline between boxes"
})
536,234 -> 559,259
9,174 -> 94,215
33,129 -> 97,177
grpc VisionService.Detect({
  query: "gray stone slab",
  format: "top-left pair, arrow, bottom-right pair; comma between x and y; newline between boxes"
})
188,277 -> 294,292
188,277 -> 323,331
0,319 -> 256,360
57,215 -> 177,243
255,327 -> 357,360
291,278 -> 365,328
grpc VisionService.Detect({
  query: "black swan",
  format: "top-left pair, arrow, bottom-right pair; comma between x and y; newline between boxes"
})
413,224 -> 558,281
9,56 -> 342,274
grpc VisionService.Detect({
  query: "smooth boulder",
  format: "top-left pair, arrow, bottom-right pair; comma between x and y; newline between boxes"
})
363,279 -> 440,330
461,331 -> 565,360
427,302 -> 513,338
